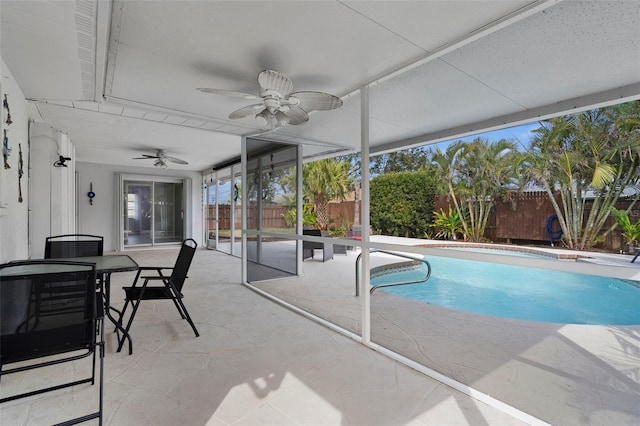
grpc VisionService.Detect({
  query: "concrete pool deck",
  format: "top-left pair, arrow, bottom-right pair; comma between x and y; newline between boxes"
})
252,237 -> 640,425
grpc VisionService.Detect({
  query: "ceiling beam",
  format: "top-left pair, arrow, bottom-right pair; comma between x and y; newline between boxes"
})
371,83 -> 640,155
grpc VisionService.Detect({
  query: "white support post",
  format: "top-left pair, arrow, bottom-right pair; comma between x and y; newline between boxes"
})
360,86 -> 371,344
241,137 -> 248,284
215,172 -> 219,249
296,144 -> 303,275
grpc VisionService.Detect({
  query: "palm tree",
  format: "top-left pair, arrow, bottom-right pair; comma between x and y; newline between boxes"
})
459,138 -> 521,241
302,158 -> 353,230
432,138 -> 522,241
432,141 -> 468,238
526,101 -> 640,249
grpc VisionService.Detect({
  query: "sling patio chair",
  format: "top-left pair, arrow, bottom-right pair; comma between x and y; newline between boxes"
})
45,234 -> 106,305
0,260 -> 104,426
117,238 -> 199,351
45,234 -> 104,259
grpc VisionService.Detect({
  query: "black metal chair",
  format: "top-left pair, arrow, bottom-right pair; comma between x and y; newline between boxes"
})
118,239 -> 199,351
0,260 -> 104,426
45,234 -> 104,259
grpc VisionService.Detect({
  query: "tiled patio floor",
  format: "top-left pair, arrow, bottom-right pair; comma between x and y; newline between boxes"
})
1,247 -> 531,426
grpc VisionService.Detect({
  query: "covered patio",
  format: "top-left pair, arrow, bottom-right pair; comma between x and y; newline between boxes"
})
1,1 -> 640,425
1,247 -> 529,426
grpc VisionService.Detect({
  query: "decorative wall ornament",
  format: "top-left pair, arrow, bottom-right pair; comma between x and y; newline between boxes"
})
87,182 -> 95,205
3,129 -> 10,169
3,94 -> 11,125
18,144 -> 23,203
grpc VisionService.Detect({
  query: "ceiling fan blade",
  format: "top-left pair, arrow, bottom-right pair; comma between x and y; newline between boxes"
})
229,104 -> 265,120
258,70 -> 293,97
197,88 -> 259,100
166,156 -> 189,165
285,106 -> 309,125
289,91 -> 343,112
132,155 -> 159,159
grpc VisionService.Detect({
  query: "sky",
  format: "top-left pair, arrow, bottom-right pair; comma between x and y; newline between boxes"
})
434,122 -> 540,151
208,121 -> 544,202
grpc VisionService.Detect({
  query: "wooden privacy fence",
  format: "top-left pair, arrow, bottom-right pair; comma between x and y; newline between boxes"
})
207,192 -> 636,251
435,192 -> 638,251
207,203 -> 355,231
208,205 -> 290,230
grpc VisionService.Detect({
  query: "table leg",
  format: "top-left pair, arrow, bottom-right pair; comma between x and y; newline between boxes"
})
102,272 -> 133,354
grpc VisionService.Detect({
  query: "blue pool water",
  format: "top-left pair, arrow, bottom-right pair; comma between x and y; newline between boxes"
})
372,255 -> 640,325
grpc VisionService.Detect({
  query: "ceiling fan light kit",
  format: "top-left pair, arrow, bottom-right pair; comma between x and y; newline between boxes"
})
198,70 -> 342,129
255,110 -> 270,127
274,110 -> 290,126
154,159 -> 168,169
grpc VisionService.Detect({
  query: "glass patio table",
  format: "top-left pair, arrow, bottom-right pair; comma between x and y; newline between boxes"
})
7,255 -> 139,354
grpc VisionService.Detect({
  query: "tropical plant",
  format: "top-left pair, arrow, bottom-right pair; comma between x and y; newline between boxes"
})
431,141 -> 468,235
282,204 -> 317,228
302,158 -> 353,230
328,216 -> 352,237
610,206 -> 640,248
431,207 -> 464,240
525,101 -> 640,249
432,138 -> 523,241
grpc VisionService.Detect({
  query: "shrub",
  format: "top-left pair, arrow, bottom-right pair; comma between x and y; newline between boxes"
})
282,204 -> 317,228
370,171 -> 437,238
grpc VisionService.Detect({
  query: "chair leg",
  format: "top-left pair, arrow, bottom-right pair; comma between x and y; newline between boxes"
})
117,299 -> 141,353
170,298 -> 186,319
117,269 -> 143,327
175,296 -> 199,337
117,282 -> 147,353
98,315 -> 104,426
164,280 -> 198,337
117,299 -> 131,331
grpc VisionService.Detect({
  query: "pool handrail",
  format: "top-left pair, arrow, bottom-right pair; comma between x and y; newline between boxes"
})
355,249 -> 432,296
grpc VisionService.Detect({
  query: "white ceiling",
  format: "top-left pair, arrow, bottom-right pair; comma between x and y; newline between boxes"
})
2,0 -> 639,172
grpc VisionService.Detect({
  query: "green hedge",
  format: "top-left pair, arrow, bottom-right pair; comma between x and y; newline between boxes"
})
370,171 -> 437,238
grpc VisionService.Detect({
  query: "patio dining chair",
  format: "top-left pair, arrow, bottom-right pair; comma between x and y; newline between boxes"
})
0,260 -> 104,426
45,234 -> 104,259
117,239 -> 199,351
45,234 -> 106,300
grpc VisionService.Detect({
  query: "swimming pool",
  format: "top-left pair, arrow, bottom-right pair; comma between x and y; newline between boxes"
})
371,254 -> 640,325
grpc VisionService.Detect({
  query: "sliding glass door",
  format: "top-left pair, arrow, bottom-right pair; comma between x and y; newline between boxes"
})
123,178 -> 185,247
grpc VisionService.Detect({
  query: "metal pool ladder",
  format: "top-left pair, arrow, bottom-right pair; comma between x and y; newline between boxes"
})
355,249 -> 432,296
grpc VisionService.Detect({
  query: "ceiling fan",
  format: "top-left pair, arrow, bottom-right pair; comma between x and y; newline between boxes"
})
197,70 -> 343,128
132,150 -> 188,168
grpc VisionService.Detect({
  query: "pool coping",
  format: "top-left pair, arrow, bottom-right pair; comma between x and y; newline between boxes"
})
418,242 -> 584,260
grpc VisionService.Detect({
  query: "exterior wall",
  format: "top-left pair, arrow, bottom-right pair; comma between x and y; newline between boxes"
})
76,162 -> 203,252
0,57 -> 29,262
